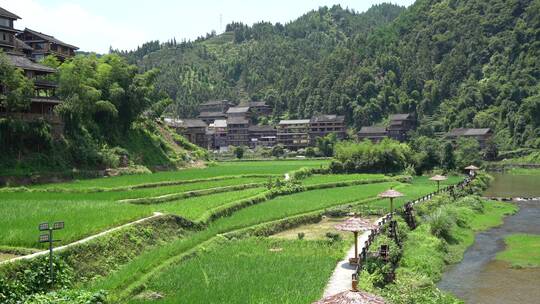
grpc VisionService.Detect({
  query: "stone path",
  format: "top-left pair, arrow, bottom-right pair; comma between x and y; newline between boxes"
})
322,230 -> 371,297
0,212 -> 164,265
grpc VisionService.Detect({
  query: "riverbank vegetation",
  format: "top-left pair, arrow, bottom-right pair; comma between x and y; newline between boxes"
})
496,234 -> 540,268
356,173 -> 518,303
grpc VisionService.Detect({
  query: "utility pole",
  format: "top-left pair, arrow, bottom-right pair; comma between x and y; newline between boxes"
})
38,221 -> 64,285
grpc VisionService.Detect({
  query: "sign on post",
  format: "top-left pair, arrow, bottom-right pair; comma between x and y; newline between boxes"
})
37,221 -> 64,285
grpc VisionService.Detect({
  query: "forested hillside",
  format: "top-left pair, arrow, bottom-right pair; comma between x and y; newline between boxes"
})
117,0 -> 540,150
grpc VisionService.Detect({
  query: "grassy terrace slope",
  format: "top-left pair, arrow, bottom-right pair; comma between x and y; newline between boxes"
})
0,160 -> 328,249
87,177 -> 461,299
29,160 -> 327,190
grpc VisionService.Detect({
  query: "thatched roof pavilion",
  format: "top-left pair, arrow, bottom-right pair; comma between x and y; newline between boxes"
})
335,217 -> 378,265
378,189 -> 404,214
313,290 -> 386,304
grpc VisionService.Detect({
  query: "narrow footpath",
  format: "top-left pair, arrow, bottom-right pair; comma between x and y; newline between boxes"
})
0,212 -> 164,265
322,230 -> 370,297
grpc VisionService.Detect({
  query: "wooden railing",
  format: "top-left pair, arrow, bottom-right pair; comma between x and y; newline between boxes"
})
352,176 -> 473,281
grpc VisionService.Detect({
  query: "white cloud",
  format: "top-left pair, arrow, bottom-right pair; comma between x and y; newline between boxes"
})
2,0 -> 151,53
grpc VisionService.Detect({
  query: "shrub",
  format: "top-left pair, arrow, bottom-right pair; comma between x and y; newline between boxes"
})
297,232 -> 305,240
24,290 -> 107,304
289,167 -> 315,180
398,225 -> 446,282
455,196 -> 485,214
325,232 -> 342,242
329,160 -> 344,173
305,147 -> 317,158
426,208 -> 456,243
0,256 -> 74,304
233,146 -> 245,159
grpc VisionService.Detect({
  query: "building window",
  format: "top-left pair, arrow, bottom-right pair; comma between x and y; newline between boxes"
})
0,18 -> 9,27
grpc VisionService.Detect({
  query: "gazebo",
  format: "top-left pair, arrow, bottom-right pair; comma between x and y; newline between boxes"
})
312,289 -> 386,304
378,189 -> 404,214
465,165 -> 479,176
429,174 -> 447,192
335,217 -> 378,265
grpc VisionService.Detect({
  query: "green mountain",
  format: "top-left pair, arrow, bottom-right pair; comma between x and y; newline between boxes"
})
118,0 -> 540,150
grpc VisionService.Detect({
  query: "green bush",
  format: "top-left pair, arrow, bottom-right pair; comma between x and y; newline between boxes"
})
426,208 -> 456,243
455,196 -> 485,214
24,290 -> 107,304
0,256 -> 74,304
333,139 -> 414,173
398,225 -> 446,282
325,232 -> 342,242
383,278 -> 459,304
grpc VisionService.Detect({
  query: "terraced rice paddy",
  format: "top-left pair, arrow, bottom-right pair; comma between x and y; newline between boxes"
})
0,160 -> 464,303
129,238 -> 347,304
29,160 -> 327,190
1,187 -> 265,248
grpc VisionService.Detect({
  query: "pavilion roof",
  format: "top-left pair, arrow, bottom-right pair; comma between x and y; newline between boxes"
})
378,189 -> 404,198
313,290 -> 386,304
464,165 -> 480,170
335,217 -> 378,232
429,175 -> 448,181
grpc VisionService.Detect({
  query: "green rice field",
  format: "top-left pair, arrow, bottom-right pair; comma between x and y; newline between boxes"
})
129,238 -> 347,304
0,159 -> 465,304
29,160 -> 328,190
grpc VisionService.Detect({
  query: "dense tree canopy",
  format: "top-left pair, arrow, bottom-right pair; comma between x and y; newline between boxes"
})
118,0 -> 540,150
0,53 -> 202,172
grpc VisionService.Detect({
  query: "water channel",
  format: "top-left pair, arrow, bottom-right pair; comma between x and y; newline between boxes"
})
438,173 -> 540,304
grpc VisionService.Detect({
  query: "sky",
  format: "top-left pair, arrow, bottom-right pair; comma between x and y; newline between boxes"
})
2,0 -> 415,53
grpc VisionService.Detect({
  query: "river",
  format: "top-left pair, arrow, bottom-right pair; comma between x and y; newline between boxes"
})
437,173 -> 540,304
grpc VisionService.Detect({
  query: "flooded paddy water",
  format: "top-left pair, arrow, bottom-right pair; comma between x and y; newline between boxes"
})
438,173 -> 540,304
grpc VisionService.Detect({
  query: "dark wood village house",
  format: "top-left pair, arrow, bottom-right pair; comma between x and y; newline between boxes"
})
309,114 -> 346,144
164,118 -> 208,148
357,113 -> 416,143
446,128 -> 493,149
276,119 -> 311,150
248,125 -> 276,148
0,7 -> 78,136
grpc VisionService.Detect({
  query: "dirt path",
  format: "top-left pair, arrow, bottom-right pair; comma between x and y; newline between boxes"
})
0,212 -> 164,265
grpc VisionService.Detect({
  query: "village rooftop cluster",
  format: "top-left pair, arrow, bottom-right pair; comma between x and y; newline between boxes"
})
164,99 -> 494,152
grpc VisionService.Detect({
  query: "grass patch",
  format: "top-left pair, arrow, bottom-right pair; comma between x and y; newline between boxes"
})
270,217 -> 355,241
129,238 -> 346,304
469,201 -> 518,231
496,234 -> 540,268
505,168 -> 540,175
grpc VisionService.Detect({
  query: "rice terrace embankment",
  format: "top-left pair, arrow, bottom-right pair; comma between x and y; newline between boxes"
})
1,159 -> 466,303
